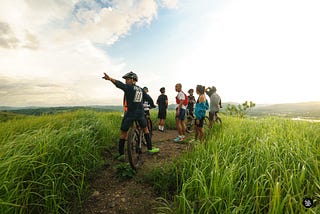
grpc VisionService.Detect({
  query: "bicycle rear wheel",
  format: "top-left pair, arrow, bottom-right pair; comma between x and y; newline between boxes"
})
186,115 -> 194,132
127,128 -> 142,170
215,116 -> 222,125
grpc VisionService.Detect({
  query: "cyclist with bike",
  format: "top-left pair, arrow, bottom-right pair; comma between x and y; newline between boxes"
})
206,86 -> 222,128
102,72 -> 159,161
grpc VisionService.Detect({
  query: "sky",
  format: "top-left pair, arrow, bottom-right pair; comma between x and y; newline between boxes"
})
1,0 -> 320,107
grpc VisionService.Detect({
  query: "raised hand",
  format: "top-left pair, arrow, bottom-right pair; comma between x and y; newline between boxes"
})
102,72 -> 110,80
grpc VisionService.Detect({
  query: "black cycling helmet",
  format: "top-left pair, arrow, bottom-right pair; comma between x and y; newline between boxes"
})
122,71 -> 138,81
143,87 -> 148,91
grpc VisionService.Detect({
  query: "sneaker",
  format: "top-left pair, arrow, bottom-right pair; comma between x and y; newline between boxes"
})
115,154 -> 125,162
178,137 -> 185,142
173,136 -> 180,142
148,147 -> 160,154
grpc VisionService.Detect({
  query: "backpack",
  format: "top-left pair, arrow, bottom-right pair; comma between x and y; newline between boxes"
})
175,91 -> 189,106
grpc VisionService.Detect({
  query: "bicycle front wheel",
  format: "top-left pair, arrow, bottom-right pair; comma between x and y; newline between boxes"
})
127,128 -> 142,170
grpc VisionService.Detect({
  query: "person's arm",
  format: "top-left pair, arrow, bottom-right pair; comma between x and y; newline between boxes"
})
102,73 -> 127,91
150,98 -> 156,108
102,73 -> 116,83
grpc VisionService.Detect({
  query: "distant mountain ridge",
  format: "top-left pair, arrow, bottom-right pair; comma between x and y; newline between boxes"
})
249,101 -> 320,118
1,101 -> 320,118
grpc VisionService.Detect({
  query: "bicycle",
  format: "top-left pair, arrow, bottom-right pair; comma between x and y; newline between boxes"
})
127,121 -> 145,170
186,109 -> 211,132
210,111 -> 222,126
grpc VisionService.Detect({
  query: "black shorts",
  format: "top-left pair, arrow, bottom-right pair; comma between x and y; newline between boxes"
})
195,117 -> 204,128
120,115 -> 147,132
158,110 -> 167,119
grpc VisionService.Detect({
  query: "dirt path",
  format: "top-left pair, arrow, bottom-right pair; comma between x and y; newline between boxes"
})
80,130 -> 192,214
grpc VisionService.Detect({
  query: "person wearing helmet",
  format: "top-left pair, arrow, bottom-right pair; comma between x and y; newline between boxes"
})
156,87 -> 168,132
102,71 -> 159,160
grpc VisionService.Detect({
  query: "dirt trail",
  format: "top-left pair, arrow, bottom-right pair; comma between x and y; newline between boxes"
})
80,130 -> 191,214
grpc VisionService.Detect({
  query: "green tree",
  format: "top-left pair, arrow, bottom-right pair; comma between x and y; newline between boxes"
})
225,101 -> 255,117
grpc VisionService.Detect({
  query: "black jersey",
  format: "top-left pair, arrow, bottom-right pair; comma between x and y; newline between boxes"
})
114,80 -> 144,117
157,94 -> 168,111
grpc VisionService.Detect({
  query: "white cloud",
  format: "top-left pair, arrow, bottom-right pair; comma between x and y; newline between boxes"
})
0,0 -> 179,106
161,0 -> 179,9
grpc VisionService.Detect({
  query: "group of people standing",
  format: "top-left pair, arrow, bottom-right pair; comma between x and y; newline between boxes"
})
173,83 -> 222,143
102,71 -> 221,159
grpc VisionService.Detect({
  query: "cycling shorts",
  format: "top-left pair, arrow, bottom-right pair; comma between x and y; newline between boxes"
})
120,115 -> 147,132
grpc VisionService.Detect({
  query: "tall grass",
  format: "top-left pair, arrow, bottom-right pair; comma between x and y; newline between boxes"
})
0,110 -> 121,213
155,116 -> 320,213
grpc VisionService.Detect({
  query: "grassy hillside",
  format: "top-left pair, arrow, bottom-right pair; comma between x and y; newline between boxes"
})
1,110 -> 319,213
0,110 -> 121,213
0,111 -> 27,122
151,116 -> 320,213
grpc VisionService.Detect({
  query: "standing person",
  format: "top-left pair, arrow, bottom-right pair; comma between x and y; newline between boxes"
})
194,85 -> 209,143
205,86 -> 222,128
142,86 -> 156,117
156,87 -> 168,132
186,88 -> 196,133
174,83 -> 188,142
102,71 -> 159,161
186,89 -> 196,118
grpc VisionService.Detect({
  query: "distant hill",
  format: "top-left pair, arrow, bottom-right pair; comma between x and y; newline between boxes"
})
249,101 -> 320,118
1,101 -> 320,118
0,105 -> 123,116
0,111 -> 27,122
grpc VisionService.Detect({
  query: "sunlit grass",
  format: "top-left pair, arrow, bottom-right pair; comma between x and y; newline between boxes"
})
2,110 -> 319,213
0,110 -> 121,213
154,116 -> 320,213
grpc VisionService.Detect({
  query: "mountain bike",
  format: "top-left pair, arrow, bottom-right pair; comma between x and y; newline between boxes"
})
210,111 -> 222,127
186,110 -> 210,132
127,121 -> 145,170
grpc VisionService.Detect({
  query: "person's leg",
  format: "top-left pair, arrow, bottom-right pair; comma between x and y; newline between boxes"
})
199,127 -> 204,142
117,117 -> 131,159
140,117 -> 159,153
208,112 -> 214,128
176,116 -> 180,135
179,108 -> 186,137
118,130 -> 127,155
